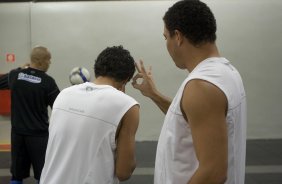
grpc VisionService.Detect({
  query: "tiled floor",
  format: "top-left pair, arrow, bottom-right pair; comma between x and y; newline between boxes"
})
0,140 -> 282,184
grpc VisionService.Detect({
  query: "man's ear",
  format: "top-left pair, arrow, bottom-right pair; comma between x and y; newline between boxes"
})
121,84 -> 126,93
123,77 -> 130,85
174,30 -> 184,46
122,78 -> 130,92
118,79 -> 129,93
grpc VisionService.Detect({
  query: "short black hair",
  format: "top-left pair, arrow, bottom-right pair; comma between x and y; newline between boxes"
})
94,46 -> 135,82
163,0 -> 217,45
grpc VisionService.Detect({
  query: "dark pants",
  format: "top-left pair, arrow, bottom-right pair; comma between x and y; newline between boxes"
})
10,131 -> 48,180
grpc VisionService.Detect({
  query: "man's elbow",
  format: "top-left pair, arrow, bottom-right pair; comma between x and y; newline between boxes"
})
115,162 -> 136,181
209,167 -> 227,184
200,163 -> 227,184
213,174 -> 227,184
116,171 -> 131,181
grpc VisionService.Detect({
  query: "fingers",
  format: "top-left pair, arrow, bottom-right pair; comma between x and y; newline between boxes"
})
139,60 -> 148,74
135,62 -> 141,73
131,73 -> 144,89
135,60 -> 148,74
131,80 -> 141,90
132,73 -> 143,84
148,65 -> 152,75
131,81 -> 140,89
135,60 -> 152,76
132,60 -> 153,91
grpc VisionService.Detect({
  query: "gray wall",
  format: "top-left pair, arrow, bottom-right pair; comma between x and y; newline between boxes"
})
0,0 -> 281,140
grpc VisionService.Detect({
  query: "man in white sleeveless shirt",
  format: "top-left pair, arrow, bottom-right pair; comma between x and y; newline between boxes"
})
132,0 -> 246,184
40,46 -> 140,184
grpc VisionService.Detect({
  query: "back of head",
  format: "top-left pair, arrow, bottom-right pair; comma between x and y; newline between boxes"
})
163,0 -> 217,46
94,46 -> 135,82
30,46 -> 51,72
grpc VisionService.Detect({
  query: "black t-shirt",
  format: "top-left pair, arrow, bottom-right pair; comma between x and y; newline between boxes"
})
0,67 -> 60,136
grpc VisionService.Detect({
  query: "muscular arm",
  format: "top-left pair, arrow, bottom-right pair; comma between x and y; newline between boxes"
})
181,80 -> 228,184
115,104 -> 140,181
132,60 -> 172,114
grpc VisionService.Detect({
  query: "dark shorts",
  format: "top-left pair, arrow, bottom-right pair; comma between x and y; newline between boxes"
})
10,132 -> 48,180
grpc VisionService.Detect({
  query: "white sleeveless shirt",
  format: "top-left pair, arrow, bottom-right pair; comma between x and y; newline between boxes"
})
154,57 -> 247,184
40,82 -> 138,184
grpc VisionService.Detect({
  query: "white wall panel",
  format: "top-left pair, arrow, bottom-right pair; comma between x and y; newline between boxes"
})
0,3 -> 31,72
0,1 -> 281,140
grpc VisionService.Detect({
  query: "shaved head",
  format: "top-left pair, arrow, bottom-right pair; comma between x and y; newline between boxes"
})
30,46 -> 51,72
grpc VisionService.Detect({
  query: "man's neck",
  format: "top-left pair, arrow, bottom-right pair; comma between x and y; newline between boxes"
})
185,43 -> 220,72
93,77 -> 122,90
29,63 -> 45,72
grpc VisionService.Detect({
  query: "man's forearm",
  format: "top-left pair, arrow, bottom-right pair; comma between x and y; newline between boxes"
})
150,91 -> 172,114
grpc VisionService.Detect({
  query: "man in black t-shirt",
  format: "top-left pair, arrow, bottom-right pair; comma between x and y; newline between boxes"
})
0,46 -> 60,184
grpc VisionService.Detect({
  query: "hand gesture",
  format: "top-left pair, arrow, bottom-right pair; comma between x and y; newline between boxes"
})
132,60 -> 157,98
